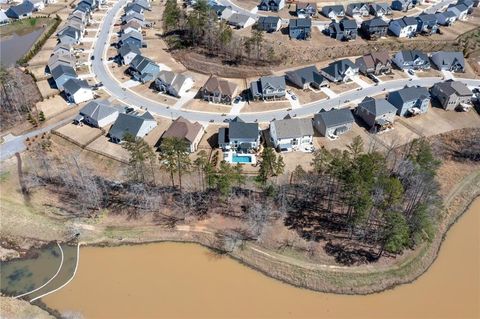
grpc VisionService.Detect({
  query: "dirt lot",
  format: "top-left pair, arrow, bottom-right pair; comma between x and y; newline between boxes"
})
35,79 -> 59,99
182,99 -> 232,114
36,95 -> 69,118
290,88 -> 328,105
197,124 -> 223,151
330,81 -> 360,94
142,116 -> 173,147
54,122 -> 104,146
87,135 -> 130,162
241,100 -> 291,113
415,68 -> 443,78
129,84 -> 178,107
378,69 -> 409,81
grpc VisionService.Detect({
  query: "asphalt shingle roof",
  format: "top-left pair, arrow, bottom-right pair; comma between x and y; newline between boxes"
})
315,108 -> 354,127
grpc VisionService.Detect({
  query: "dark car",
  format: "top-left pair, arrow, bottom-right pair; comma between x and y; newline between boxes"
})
91,55 -> 95,60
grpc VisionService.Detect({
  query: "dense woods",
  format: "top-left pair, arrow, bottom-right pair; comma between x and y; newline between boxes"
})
23,134 -> 447,265
162,0 -> 279,66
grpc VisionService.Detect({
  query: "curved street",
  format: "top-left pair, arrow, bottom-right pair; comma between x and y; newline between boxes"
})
91,0 -> 480,124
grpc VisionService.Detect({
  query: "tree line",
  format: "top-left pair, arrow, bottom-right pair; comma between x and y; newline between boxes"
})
162,0 -> 278,65
23,134 -> 442,264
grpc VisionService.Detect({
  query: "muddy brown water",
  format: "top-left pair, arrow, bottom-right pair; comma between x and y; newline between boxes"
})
38,198 -> 479,318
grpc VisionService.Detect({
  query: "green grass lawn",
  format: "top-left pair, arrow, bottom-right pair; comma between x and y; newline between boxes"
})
0,17 -> 53,37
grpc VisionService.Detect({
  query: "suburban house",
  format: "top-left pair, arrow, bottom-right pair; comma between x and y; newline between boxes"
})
288,18 -> 312,40
387,85 -> 430,116
211,4 -> 228,16
118,43 -> 141,65
321,5 -> 345,20
63,78 -> 94,104
67,17 -> 85,32
430,51 -> 465,72
313,108 -> 355,139
51,64 -> 77,90
256,16 -> 282,32
57,26 -> 82,45
391,0 -> 414,11
70,9 -> 88,24
435,11 -> 457,26
161,117 -> 204,153
285,65 -> 329,89
369,3 -> 392,17
121,12 -> 145,25
355,51 -> 392,75
430,80 -> 473,111
132,0 -> 151,10
361,17 -> 388,39
201,76 -> 238,105
0,11 -> 10,25
389,16 -> 418,37
78,0 -> 98,10
269,117 -> 314,152
129,55 -> 160,83
320,59 -> 359,82
250,76 -> 286,101
457,0 -> 475,9
6,2 -> 33,19
153,70 -> 194,98
47,53 -> 76,73
108,112 -> 157,143
75,100 -> 119,127
26,0 -> 45,11
218,117 -> 260,152
447,3 -> 469,20
356,97 -> 397,132
220,7 -> 235,20
258,0 -> 285,12
346,3 -> 370,17
327,18 -> 358,41
227,13 -> 255,29
121,20 -> 142,34
392,50 -> 430,70
416,14 -> 439,35
119,30 -> 143,49
296,2 -> 317,18
125,3 -> 144,15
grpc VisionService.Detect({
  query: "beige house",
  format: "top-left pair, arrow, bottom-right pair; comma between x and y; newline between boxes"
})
161,117 -> 204,153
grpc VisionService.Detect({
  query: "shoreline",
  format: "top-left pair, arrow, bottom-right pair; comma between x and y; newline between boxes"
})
5,170 -> 477,299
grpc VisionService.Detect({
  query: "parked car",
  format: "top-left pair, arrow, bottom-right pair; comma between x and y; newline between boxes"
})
408,69 -> 415,76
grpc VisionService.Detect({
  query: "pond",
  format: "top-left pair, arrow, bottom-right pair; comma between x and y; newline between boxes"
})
0,28 -> 44,67
2,199 -> 478,318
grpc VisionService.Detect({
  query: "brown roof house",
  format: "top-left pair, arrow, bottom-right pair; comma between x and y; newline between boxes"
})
355,51 -> 392,76
201,76 -> 238,105
161,116 -> 205,153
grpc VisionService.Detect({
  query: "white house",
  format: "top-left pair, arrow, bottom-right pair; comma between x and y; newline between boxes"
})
27,0 -> 45,11
154,70 -> 194,98
270,117 -> 314,152
388,16 -> 418,37
227,13 -> 255,29
447,4 -> 469,20
75,100 -> 119,127
63,78 -> 94,104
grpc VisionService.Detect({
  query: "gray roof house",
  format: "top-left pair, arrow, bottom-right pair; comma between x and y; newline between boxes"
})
129,55 -> 160,83
52,43 -> 74,56
227,13 -> 255,28
0,11 -> 10,25
125,3 -> 144,15
416,14 -> 438,35
57,26 -> 82,45
320,59 -> 359,83
391,0 -> 414,11
361,17 -> 388,39
356,97 -> 397,131
51,64 -> 77,90
132,0 -> 151,10
5,2 -> 33,19
119,30 -> 143,49
321,5 -> 345,20
447,3 -> 469,20
118,43 -> 141,65
258,0 -> 285,12
250,76 -> 286,100
286,65 -> 329,89
219,117 -> 260,152
289,18 -> 312,40
430,80 -> 473,111
63,78 -> 93,104
48,53 -> 76,73
76,99 -> 120,127
435,11 -> 457,26
430,51 -> 465,72
369,3 -> 392,17
257,16 -> 282,32
328,18 -> 358,41
392,50 -> 430,70
313,108 -> 355,139
389,16 -> 418,37
387,86 -> 430,116
296,2 -> 317,18
346,3 -> 370,17
153,70 -> 194,98
121,12 -> 145,25
109,112 -> 157,143
270,117 -> 314,151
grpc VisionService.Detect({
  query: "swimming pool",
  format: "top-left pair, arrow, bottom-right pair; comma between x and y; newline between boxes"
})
232,154 -> 252,163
